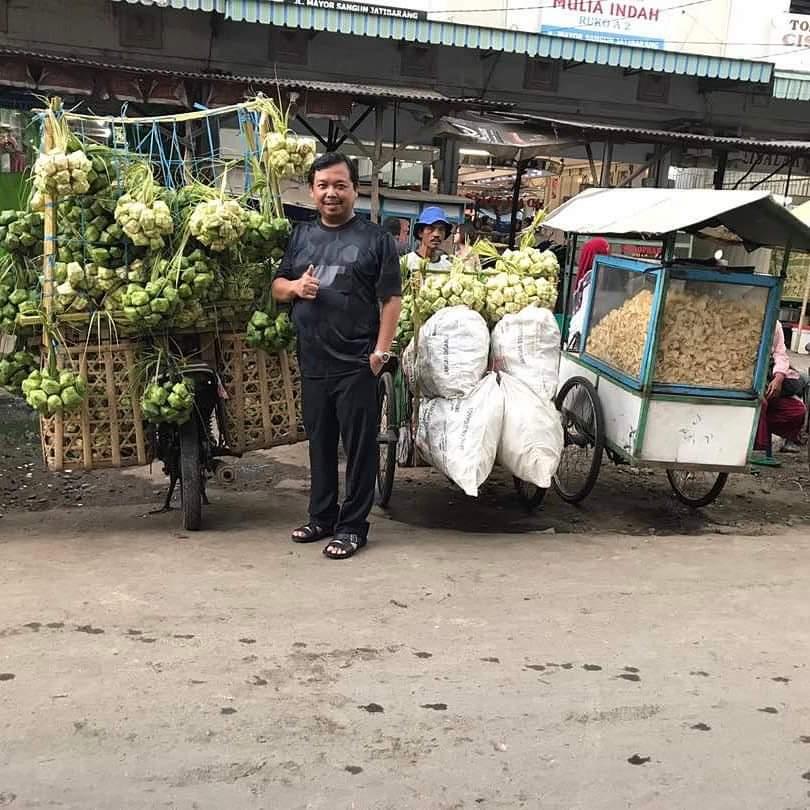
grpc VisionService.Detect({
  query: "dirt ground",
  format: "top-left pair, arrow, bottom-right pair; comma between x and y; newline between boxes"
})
3,392 -> 810,809
2,391 -> 809,538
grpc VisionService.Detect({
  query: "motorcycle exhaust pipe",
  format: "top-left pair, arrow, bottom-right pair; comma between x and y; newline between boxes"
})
211,459 -> 237,485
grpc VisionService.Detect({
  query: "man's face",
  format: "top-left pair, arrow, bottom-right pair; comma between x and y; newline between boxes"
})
310,162 -> 358,222
419,223 -> 446,253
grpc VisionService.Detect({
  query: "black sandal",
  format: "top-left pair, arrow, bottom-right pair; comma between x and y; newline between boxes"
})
291,522 -> 334,544
323,533 -> 367,560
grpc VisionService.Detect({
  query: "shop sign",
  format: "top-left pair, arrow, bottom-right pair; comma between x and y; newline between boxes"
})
284,0 -> 426,20
540,0 -> 666,49
621,243 -> 661,259
772,12 -> 810,50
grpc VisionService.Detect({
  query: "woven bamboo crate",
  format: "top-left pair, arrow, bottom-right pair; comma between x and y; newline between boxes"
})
204,333 -> 305,454
40,340 -> 148,471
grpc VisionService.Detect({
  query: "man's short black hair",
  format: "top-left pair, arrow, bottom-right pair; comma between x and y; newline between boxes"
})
307,152 -> 359,188
382,217 -> 401,237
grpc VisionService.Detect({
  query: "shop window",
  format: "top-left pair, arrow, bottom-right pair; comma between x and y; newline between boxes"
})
118,6 -> 163,50
637,72 -> 670,104
790,0 -> 810,14
400,45 -> 437,79
269,29 -> 310,66
523,58 -> 559,92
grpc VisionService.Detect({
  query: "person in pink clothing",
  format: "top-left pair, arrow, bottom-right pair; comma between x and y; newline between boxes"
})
753,321 -> 806,457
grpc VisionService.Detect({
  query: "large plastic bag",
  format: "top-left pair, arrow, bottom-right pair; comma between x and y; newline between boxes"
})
497,373 -> 563,489
490,305 -> 560,400
416,373 -> 504,497
416,305 -> 490,399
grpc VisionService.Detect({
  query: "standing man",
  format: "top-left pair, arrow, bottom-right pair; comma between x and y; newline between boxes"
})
272,153 -> 402,559
404,206 -> 452,272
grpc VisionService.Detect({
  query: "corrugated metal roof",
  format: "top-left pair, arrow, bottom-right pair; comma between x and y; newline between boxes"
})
773,70 -> 810,102
111,0 -> 226,10
0,46 -> 507,108
225,0 -> 773,84
454,112 -> 810,156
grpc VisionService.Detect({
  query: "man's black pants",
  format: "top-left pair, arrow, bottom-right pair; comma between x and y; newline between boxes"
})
302,369 -> 378,539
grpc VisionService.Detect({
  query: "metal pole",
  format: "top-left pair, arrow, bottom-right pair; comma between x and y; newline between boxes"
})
370,103 -> 383,224
560,232 -> 578,346
713,151 -> 728,190
391,102 -> 398,190
599,141 -> 613,187
508,159 -> 527,249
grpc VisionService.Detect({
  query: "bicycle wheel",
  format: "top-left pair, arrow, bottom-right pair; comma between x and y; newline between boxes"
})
666,470 -> 728,508
179,416 -> 203,531
376,371 -> 397,507
513,477 -> 547,512
551,376 -> 605,504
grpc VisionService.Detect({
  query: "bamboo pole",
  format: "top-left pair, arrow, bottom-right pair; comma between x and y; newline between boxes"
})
42,98 -> 62,470
369,103 -> 384,225
797,259 -> 810,350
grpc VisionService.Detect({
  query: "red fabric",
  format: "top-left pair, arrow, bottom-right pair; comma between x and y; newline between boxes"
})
755,396 -> 806,450
575,237 -> 611,289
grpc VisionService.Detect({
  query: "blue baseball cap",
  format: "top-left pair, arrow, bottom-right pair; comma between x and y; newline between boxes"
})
415,206 -> 451,235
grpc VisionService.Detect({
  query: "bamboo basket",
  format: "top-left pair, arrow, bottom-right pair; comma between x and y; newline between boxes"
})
39,340 -> 148,471
203,333 -> 305,454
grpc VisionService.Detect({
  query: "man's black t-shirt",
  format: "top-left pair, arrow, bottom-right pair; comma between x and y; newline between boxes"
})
277,216 -> 402,378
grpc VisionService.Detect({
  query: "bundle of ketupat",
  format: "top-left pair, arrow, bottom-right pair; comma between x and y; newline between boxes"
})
140,377 -> 194,425
121,259 -> 181,331
245,308 -> 295,353
0,349 -> 37,396
22,367 -> 86,416
483,272 -> 557,324
414,263 -> 487,322
395,293 -> 414,349
114,163 -> 174,250
189,199 -> 246,252
242,211 -> 291,265
0,280 -> 38,333
0,211 -> 44,260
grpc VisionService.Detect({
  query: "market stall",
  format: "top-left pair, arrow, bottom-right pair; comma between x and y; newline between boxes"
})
0,95 -> 317,529
375,218 -> 565,511
541,187 -> 810,506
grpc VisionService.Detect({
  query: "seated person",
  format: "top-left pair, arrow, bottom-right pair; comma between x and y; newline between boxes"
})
752,320 -> 807,461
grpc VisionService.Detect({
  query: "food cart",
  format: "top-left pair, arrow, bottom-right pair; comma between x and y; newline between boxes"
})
541,188 -> 810,507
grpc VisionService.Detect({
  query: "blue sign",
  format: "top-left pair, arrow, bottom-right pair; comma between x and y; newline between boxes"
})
541,25 -> 665,49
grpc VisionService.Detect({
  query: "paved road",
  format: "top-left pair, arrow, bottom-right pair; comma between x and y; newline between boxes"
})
1,490 -> 809,810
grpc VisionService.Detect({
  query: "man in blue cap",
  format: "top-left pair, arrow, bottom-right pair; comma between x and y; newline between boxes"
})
405,206 -> 452,272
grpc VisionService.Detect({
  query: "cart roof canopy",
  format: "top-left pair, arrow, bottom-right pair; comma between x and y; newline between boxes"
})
542,188 -> 810,251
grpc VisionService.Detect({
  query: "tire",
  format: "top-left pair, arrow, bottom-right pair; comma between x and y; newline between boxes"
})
513,476 -> 547,512
551,376 -> 605,504
179,416 -> 203,531
666,470 -> 728,508
376,371 -> 397,507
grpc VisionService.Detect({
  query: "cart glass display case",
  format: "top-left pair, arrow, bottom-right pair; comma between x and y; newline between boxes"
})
582,256 -> 780,397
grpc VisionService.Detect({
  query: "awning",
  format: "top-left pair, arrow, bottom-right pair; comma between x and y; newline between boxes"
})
774,70 -> 810,102
224,1 -> 773,84
439,112 -> 810,159
111,0 -> 226,10
541,188 -> 810,252
0,46 -> 507,110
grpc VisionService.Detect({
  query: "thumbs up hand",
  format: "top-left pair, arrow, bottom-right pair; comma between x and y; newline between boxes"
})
296,265 -> 320,300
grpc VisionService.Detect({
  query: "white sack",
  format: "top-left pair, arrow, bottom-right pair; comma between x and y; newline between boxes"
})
416,373 -> 504,497
416,305 -> 490,399
497,373 -> 563,490
490,305 -> 560,400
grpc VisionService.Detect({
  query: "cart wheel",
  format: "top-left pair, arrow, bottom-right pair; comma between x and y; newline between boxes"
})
552,376 -> 605,504
513,477 -> 546,512
179,416 -> 203,531
376,371 -> 397,507
666,470 -> 728,508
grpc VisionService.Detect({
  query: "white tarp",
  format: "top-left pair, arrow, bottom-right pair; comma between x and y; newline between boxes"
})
416,373 -> 504,497
490,306 -> 560,401
416,306 -> 490,399
497,374 -> 563,490
541,188 -> 810,251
